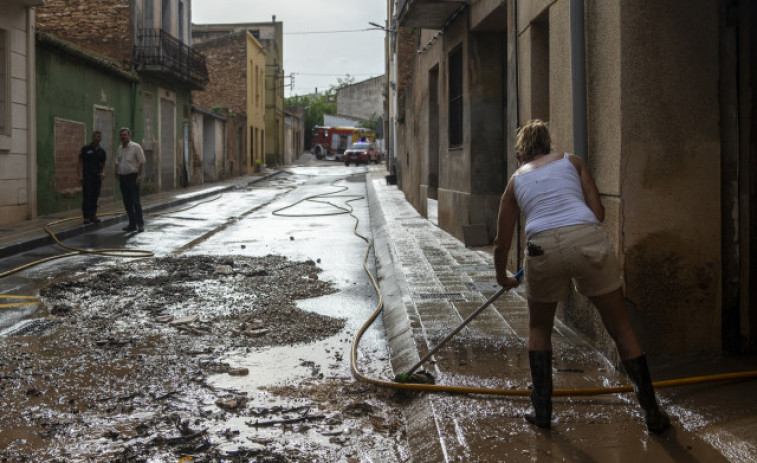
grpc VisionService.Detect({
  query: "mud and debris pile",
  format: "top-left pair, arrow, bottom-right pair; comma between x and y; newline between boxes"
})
0,255 -> 407,462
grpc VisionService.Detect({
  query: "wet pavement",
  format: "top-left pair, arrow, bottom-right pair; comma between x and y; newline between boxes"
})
365,165 -> 757,463
0,163 -> 406,462
1,157 -> 756,462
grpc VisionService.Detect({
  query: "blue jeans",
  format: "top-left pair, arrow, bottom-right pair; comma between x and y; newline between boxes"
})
118,173 -> 143,227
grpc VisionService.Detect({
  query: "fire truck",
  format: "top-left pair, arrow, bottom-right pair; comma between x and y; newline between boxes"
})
311,126 -> 375,161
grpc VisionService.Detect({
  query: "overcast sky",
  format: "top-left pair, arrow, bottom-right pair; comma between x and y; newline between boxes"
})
192,0 -> 388,97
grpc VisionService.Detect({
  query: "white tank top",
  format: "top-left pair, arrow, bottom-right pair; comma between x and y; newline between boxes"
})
513,153 -> 599,239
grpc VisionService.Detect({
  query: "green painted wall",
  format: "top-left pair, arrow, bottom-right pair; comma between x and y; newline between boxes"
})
36,43 -> 193,215
36,43 -> 135,215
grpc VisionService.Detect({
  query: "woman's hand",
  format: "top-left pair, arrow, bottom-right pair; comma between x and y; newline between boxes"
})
498,274 -> 521,290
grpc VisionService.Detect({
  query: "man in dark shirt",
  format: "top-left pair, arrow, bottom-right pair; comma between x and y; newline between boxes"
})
78,131 -> 106,224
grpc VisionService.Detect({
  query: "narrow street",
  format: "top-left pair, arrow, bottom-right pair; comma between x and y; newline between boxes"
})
0,160 -> 407,462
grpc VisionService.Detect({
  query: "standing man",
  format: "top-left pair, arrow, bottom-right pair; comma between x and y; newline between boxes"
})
78,131 -> 106,224
115,127 -> 146,233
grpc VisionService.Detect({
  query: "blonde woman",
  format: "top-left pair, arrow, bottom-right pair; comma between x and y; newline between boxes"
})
494,119 -> 670,434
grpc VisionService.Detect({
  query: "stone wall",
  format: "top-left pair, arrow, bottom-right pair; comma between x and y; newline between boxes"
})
36,0 -> 133,66
193,33 -> 247,115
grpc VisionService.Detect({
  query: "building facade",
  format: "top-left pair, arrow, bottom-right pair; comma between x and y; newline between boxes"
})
191,30 -> 266,178
193,20 -> 285,168
0,1 -> 44,225
385,0 -> 756,358
284,106 -> 305,166
336,75 -> 384,123
34,0 -> 207,215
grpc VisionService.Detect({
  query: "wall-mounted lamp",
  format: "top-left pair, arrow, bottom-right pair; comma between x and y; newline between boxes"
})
368,21 -> 395,33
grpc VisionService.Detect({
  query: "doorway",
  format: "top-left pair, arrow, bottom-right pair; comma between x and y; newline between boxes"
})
720,0 -> 756,353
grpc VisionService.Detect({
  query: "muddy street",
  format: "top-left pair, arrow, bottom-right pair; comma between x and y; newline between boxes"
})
0,165 -> 407,462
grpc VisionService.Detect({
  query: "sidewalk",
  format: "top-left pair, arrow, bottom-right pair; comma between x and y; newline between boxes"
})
0,171 -> 281,259
365,165 -> 756,463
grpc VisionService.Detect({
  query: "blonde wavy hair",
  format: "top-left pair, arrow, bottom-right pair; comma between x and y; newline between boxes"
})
516,119 -> 552,162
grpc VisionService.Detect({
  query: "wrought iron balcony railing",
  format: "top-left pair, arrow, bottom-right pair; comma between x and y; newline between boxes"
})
135,28 -> 209,88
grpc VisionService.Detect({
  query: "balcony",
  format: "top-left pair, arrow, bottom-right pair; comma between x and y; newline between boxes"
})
397,0 -> 467,29
134,29 -> 209,90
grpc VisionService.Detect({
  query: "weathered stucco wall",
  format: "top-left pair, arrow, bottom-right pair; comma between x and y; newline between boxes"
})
557,0 -> 625,360
402,8 -> 508,243
35,42 -> 134,215
515,0 -> 723,358
620,0 -> 721,355
336,76 -> 384,121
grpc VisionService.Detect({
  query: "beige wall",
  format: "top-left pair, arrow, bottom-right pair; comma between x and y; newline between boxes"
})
515,0 -> 723,356
246,32 -> 266,172
619,0 -> 721,354
401,11 -> 507,243
393,0 -> 736,357
0,5 -> 36,225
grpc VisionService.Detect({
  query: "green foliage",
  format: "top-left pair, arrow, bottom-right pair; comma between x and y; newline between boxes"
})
358,113 -> 379,137
285,92 -> 337,149
333,74 -> 356,90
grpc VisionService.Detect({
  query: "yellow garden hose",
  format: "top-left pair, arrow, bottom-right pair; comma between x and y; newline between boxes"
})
0,194 -> 226,280
346,180 -> 757,396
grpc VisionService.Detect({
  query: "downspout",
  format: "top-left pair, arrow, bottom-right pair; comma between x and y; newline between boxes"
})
514,0 -> 519,127
27,8 -> 37,219
570,0 -> 588,161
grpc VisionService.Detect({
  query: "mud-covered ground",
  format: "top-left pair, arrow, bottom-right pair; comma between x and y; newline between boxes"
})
0,255 -> 408,462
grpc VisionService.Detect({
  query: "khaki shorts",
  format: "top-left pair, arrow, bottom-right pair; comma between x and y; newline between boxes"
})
524,223 -> 622,302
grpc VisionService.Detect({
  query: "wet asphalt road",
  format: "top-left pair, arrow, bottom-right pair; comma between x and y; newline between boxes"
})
1,160 -> 381,341
0,158 -> 405,461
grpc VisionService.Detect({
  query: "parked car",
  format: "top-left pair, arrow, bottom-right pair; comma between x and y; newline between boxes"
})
344,142 -> 379,166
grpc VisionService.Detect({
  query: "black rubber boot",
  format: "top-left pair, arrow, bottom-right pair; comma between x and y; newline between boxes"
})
525,350 -> 552,429
622,355 -> 671,434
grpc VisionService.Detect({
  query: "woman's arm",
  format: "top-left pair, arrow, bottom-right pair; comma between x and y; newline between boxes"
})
569,154 -> 604,222
494,178 -> 521,288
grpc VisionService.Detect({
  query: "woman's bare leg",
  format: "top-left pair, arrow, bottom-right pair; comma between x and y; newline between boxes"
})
589,288 -> 643,360
528,300 -> 558,351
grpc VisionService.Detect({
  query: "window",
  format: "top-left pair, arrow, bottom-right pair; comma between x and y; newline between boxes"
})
178,0 -> 185,42
161,0 -> 172,34
255,65 -> 260,107
143,0 -> 154,29
0,29 -> 7,135
448,45 -> 463,148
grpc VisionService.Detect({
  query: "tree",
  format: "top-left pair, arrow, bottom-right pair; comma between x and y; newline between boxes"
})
285,92 -> 336,149
358,113 -> 379,137
333,74 -> 356,90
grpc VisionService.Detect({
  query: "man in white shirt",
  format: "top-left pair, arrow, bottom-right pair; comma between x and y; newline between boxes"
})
115,127 -> 146,233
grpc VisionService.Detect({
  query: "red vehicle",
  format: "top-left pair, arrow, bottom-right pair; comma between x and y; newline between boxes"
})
311,126 -> 375,161
344,141 -> 379,166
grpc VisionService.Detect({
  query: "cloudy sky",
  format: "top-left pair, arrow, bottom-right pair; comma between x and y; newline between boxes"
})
192,0 -> 388,97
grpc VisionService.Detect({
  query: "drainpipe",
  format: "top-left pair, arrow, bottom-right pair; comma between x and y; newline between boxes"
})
570,0 -> 588,162
27,8 -> 37,219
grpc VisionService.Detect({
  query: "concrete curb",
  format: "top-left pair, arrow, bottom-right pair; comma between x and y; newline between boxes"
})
365,172 -> 446,463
